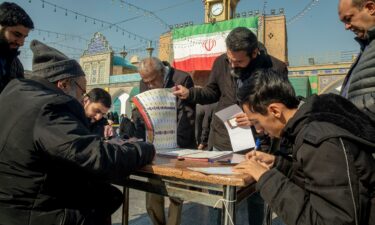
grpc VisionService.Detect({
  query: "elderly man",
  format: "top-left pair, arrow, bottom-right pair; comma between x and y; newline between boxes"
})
0,2 -> 33,93
0,40 -> 155,225
338,0 -> 375,121
234,68 -> 375,225
134,57 -> 195,225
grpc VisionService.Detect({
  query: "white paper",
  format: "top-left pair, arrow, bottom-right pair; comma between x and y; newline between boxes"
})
187,167 -> 239,175
215,105 -> 255,152
230,154 -> 246,164
157,149 -> 198,156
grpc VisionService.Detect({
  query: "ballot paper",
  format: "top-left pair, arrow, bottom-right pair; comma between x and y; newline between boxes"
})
158,149 -> 232,162
133,88 -> 177,149
187,167 -> 240,175
215,104 -> 255,152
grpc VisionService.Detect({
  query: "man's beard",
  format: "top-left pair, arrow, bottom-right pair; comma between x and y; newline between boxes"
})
230,67 -> 249,80
0,28 -> 19,58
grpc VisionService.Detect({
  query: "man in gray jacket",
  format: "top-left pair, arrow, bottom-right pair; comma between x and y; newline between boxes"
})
338,0 -> 375,121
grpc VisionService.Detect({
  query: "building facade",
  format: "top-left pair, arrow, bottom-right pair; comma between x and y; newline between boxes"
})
80,32 -> 141,117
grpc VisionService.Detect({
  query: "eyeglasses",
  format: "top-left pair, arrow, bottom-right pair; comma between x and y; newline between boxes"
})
73,80 -> 89,98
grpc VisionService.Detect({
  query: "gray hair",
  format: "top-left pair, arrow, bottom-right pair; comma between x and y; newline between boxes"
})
138,57 -> 165,76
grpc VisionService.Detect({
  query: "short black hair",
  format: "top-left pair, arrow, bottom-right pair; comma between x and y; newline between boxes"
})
0,2 -> 34,29
87,88 -> 112,108
238,69 -> 299,115
225,27 -> 258,56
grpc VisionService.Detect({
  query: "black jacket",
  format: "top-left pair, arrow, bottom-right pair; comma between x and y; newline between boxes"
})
135,64 -> 196,148
257,94 -> 375,225
119,117 -> 135,139
188,53 -> 288,150
0,78 -> 155,225
195,103 -> 217,146
0,40 -> 24,93
341,27 -> 375,121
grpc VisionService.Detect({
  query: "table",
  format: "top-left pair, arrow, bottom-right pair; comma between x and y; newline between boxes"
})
122,155 -> 255,225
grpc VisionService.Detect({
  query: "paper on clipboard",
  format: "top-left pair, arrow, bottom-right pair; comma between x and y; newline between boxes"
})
215,104 -> 255,152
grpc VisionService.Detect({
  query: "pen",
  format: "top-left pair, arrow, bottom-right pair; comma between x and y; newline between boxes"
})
255,138 -> 261,151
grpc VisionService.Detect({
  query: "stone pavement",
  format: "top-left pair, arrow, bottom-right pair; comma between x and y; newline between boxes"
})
111,187 -> 284,225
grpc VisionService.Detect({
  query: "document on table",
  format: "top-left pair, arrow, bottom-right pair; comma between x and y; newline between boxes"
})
215,104 -> 255,152
132,88 -> 177,149
187,167 -> 240,175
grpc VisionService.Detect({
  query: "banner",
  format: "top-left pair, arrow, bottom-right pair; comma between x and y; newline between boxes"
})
172,17 -> 258,71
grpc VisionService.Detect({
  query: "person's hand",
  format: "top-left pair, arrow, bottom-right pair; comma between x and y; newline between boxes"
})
197,143 -> 207,150
172,85 -> 189,99
235,113 -> 251,127
233,159 -> 270,181
245,150 -> 275,168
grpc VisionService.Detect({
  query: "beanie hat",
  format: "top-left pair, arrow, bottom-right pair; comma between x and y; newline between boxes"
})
30,40 -> 85,82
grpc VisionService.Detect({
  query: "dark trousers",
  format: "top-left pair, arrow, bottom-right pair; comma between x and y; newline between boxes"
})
78,183 -> 123,225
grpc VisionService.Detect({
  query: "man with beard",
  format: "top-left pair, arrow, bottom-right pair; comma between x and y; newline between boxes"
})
0,2 -> 33,93
173,27 -> 288,225
173,27 -> 287,152
0,40 -> 155,225
84,88 -> 114,139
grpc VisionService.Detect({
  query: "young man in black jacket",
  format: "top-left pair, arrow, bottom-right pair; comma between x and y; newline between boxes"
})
0,2 -> 33,93
85,88 -> 114,139
234,69 -> 375,225
0,40 -> 155,225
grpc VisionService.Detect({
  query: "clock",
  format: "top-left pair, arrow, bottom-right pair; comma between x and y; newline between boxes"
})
211,2 -> 224,16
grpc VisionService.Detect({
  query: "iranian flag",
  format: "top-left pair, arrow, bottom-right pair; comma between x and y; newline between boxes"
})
172,17 -> 258,71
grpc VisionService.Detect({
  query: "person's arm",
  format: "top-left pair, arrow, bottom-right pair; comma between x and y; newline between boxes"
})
33,102 -> 155,185
256,139 -> 360,225
188,58 -> 222,104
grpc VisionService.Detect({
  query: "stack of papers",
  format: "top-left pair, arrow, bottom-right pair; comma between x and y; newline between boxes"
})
157,149 -> 232,162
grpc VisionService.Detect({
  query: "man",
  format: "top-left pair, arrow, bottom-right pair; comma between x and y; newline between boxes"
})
135,57 -> 195,225
84,88 -> 114,139
173,27 -> 287,225
234,69 -> 375,225
0,40 -> 155,225
338,0 -> 375,121
173,27 -> 288,151
0,2 -> 33,93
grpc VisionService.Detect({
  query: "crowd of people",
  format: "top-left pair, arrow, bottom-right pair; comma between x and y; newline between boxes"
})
0,1 -> 374,225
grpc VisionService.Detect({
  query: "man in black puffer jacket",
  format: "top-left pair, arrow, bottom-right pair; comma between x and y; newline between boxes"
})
0,40 -> 155,225
235,69 -> 375,225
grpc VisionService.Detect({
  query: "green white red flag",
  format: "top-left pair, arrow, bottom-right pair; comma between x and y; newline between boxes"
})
172,17 -> 258,71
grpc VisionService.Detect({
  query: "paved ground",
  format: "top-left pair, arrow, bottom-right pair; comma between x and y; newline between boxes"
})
111,187 -> 284,225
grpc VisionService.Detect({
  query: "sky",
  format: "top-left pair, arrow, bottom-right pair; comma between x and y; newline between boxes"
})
8,0 -> 359,70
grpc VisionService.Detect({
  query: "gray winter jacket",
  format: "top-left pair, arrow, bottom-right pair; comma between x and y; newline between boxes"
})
341,27 -> 375,121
